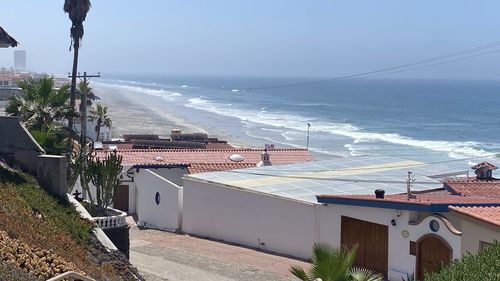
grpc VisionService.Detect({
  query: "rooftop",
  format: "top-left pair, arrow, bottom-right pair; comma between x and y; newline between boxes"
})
316,193 -> 500,212
186,155 -> 477,203
449,206 -> 500,228
97,148 -> 313,167
444,179 -> 500,199
0,26 -> 18,48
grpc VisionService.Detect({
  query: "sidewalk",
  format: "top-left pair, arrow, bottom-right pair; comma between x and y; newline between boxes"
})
127,216 -> 310,281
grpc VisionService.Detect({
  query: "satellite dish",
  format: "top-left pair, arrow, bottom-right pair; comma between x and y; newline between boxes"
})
229,154 -> 244,162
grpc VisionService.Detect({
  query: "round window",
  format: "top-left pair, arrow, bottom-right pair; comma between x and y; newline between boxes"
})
429,220 -> 440,232
155,192 -> 161,205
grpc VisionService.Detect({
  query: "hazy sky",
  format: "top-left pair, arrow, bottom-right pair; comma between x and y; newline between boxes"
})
1,1 -> 500,79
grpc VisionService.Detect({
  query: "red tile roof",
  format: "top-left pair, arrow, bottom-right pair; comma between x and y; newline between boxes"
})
471,161 -> 497,170
317,193 -> 500,206
188,163 -> 257,174
444,180 -> 500,199
449,206 -> 500,227
96,148 -> 313,168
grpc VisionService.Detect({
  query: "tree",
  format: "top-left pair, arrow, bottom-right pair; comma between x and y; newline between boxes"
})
290,243 -> 382,281
64,0 -> 91,130
94,103 -> 111,141
5,76 -> 74,131
30,125 -> 69,155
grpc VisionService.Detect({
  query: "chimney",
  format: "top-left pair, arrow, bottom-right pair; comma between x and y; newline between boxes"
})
260,148 -> 271,166
375,189 -> 385,199
471,161 -> 497,180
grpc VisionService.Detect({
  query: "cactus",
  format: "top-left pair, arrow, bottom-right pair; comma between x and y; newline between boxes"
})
68,144 -> 123,214
85,150 -> 123,213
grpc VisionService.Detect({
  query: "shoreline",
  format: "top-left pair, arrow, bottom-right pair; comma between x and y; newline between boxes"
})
91,83 -> 260,149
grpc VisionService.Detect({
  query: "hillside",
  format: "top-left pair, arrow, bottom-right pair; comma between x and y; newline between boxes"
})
0,162 -> 143,280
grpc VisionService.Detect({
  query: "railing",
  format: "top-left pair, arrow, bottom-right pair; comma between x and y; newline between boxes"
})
93,207 -> 127,229
46,271 -> 95,281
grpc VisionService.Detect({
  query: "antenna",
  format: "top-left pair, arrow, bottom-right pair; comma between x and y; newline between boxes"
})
407,171 -> 415,200
306,123 -> 311,150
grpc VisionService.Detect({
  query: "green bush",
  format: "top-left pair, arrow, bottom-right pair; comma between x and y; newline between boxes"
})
425,241 -> 500,281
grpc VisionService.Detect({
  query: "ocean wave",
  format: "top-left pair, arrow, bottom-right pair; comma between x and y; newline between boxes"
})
185,97 -> 497,159
98,82 -> 183,100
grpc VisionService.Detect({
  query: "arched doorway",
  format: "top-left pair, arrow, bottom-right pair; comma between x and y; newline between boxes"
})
417,234 -> 452,280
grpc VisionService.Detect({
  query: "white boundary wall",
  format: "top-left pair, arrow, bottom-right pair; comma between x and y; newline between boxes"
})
183,177 -> 318,258
182,177 -> 463,281
135,169 -> 182,231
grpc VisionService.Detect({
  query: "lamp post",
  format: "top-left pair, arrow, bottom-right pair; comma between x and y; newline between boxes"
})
306,123 -> 311,150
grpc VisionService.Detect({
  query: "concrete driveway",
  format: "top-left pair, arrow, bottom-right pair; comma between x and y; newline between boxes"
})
128,217 -> 310,281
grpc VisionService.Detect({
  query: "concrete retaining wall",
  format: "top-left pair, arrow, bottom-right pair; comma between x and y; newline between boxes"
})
0,116 -> 44,174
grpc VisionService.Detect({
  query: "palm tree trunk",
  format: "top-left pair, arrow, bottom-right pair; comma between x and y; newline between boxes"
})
69,38 -> 80,131
80,82 -> 87,147
95,119 -> 101,141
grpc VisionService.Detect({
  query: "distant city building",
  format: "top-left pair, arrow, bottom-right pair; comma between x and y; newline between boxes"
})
14,50 -> 26,70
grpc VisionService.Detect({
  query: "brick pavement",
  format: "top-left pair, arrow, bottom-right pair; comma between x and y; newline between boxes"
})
127,216 -> 310,281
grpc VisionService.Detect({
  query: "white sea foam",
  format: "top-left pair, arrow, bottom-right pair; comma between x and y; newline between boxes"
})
185,97 -> 497,159
102,83 -> 183,100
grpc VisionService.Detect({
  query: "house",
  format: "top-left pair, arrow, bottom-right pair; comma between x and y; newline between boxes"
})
315,162 -> 500,280
91,147 -> 313,231
181,156 -> 500,280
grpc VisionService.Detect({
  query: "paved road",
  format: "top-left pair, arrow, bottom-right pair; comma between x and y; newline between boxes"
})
128,218 -> 310,281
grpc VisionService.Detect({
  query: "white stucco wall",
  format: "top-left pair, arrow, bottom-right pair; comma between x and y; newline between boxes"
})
318,205 -> 462,281
183,178 -> 318,259
455,218 -> 500,255
135,169 -> 182,231
150,167 -> 188,186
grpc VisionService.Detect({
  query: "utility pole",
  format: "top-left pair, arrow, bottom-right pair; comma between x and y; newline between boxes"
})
306,123 -> 311,150
68,72 -> 100,148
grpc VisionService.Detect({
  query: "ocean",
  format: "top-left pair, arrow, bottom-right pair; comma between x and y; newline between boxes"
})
97,75 -> 500,163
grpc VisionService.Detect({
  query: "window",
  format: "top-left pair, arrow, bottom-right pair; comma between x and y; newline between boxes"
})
3,81 -> 9,85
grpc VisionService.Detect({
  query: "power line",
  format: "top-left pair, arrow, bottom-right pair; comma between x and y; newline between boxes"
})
239,41 -> 500,91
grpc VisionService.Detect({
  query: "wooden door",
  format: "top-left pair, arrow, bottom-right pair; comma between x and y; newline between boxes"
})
341,216 -> 388,274
114,185 -> 129,212
417,235 -> 452,280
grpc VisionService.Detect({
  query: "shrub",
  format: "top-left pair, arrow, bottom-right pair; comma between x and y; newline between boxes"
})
425,241 -> 500,281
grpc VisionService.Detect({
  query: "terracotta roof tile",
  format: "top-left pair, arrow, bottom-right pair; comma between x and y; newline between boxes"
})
188,163 -> 257,174
449,206 -> 500,227
444,180 -> 500,199
471,161 -> 497,170
96,148 -> 313,168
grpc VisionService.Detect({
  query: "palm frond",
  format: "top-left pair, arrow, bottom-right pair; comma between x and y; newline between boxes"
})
291,265 -> 310,281
349,267 -> 382,281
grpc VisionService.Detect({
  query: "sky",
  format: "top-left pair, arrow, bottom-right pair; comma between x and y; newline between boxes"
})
1,1 -> 500,79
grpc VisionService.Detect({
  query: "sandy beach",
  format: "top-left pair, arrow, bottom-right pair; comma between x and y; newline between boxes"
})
91,82 -> 256,148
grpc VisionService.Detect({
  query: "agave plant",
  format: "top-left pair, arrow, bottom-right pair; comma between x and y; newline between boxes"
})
291,243 -> 382,281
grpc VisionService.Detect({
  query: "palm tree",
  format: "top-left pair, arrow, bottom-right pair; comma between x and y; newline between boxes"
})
290,243 -> 382,281
6,76 -> 74,131
94,103 -> 111,141
64,0 -> 91,130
